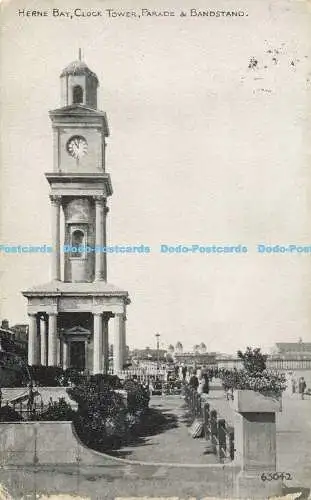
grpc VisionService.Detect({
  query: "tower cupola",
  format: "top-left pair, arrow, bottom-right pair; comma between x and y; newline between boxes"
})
60,51 -> 98,109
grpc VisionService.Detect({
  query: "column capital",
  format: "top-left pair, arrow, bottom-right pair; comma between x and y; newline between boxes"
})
49,194 -> 62,205
94,195 -> 106,204
28,312 -> 37,318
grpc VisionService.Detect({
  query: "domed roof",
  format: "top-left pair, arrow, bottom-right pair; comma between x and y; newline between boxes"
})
200,342 -> 206,348
60,60 -> 98,82
175,341 -> 183,348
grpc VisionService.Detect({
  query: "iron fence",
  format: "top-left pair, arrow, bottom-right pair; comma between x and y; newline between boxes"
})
185,385 -> 234,462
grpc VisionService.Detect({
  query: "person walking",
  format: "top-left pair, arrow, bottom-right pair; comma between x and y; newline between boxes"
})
291,375 -> 297,394
299,377 -> 307,400
202,373 -> 210,394
197,376 -> 205,394
189,373 -> 199,390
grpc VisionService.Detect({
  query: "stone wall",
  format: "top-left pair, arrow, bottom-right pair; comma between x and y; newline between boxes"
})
0,421 -> 238,499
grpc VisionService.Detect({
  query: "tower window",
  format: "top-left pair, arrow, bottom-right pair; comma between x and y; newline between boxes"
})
73,85 -> 83,104
71,229 -> 85,257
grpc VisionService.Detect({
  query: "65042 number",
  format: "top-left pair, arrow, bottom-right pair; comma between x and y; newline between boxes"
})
261,472 -> 292,481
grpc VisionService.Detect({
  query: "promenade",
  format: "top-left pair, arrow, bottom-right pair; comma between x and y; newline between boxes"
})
110,395 -> 219,464
1,386 -> 310,498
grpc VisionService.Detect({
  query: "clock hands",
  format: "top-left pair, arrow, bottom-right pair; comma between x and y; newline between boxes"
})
67,136 -> 88,160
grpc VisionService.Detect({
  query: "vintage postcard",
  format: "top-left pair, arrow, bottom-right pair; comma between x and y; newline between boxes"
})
0,0 -> 311,498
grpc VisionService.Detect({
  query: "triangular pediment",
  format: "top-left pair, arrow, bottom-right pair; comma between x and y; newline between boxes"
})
49,104 -> 106,117
49,105 -> 109,136
65,325 -> 90,336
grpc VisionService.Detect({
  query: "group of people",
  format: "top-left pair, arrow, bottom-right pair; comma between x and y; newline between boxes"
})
291,375 -> 307,399
188,370 -> 210,394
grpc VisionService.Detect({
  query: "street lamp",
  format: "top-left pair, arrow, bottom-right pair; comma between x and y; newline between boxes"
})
155,333 -> 160,370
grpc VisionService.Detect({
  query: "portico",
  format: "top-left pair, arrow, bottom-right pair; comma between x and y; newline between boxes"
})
22,55 -> 130,374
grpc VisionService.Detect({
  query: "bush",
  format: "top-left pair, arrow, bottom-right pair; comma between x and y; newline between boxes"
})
68,376 -> 150,452
63,368 -> 86,386
69,380 -> 127,452
35,397 -> 76,421
219,368 -> 287,395
0,405 -> 23,422
89,373 -> 122,390
0,352 -> 30,387
123,380 -> 150,414
29,365 -> 65,386
237,347 -> 267,373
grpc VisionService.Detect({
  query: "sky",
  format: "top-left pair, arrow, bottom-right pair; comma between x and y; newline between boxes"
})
1,0 -> 311,353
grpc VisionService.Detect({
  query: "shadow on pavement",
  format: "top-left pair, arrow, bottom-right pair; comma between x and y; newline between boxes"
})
179,408 -> 195,427
108,408 -> 178,458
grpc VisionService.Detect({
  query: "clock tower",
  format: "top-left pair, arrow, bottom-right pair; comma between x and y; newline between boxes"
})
22,55 -> 130,374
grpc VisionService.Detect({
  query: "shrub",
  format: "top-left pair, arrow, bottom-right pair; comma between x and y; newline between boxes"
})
219,368 -> 287,395
29,365 -> 65,387
0,352 -> 30,387
0,405 -> 23,422
35,397 -> 76,421
69,381 -> 127,452
89,373 -> 122,390
63,368 -> 86,386
67,376 -> 150,452
123,380 -> 150,414
237,347 -> 267,373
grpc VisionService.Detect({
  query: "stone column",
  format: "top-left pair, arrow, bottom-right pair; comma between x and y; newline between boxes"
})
56,338 -> 61,366
113,313 -> 123,374
50,195 -> 61,281
28,313 -> 37,366
48,313 -> 58,366
102,315 -> 109,374
63,341 -> 68,370
231,390 -> 283,499
121,315 -> 127,367
93,313 -> 103,374
94,196 -> 107,281
40,316 -> 48,366
103,204 -> 109,280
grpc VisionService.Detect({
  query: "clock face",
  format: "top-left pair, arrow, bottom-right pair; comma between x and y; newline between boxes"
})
66,135 -> 88,160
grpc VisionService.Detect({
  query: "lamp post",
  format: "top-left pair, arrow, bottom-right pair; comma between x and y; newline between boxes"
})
155,333 -> 160,370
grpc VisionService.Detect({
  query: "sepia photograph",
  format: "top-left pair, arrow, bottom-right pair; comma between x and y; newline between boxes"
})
0,0 -> 311,498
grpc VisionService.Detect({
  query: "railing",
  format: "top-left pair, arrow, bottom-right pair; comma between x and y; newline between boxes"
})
0,390 -> 47,420
185,385 -> 234,463
216,357 -> 311,370
108,368 -> 166,380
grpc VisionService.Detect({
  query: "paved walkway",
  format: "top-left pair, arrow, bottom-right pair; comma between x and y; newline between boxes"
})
110,395 -> 219,464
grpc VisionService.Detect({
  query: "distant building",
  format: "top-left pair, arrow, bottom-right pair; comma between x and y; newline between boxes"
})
130,347 -> 166,362
174,350 -> 217,366
175,342 -> 183,354
10,324 -> 28,343
274,340 -> 311,356
0,320 -> 27,359
267,340 -> 311,369
199,342 -> 207,354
